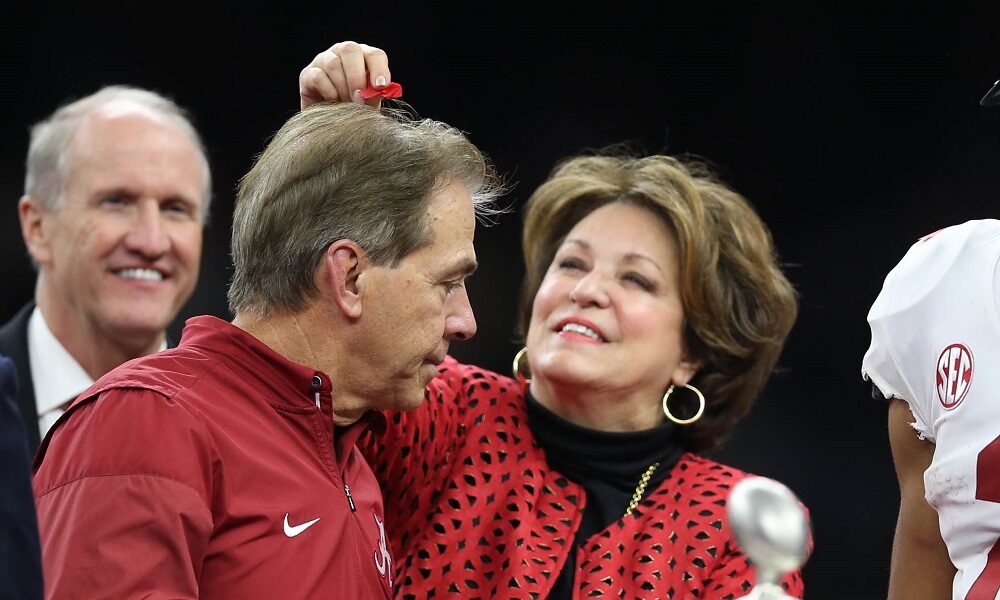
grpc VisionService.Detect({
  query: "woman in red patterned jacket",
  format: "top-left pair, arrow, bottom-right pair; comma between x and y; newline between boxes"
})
368,152 -> 805,599
303,42 -> 806,600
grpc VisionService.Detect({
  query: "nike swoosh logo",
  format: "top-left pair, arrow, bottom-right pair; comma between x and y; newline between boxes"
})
283,513 -> 321,537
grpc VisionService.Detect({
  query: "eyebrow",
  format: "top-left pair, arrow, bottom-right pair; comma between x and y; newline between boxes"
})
446,256 -> 478,279
91,185 -> 200,208
89,186 -> 136,200
563,238 -> 664,275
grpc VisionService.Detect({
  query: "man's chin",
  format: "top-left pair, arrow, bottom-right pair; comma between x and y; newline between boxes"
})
420,361 -> 443,382
394,397 -> 424,413
99,311 -> 173,349
392,381 -> 432,413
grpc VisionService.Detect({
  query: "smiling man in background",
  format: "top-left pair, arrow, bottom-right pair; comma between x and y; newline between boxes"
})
0,86 -> 210,451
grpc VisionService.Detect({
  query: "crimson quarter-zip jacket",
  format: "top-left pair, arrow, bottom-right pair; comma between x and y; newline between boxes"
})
33,316 -> 393,599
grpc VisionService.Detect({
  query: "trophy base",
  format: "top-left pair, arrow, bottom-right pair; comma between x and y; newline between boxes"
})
735,582 -> 799,600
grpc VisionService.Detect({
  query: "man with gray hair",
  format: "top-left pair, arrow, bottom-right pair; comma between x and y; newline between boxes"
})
0,85 -> 211,451
32,63 -> 505,596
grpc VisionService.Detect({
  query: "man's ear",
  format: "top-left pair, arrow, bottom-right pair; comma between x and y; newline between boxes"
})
19,195 -> 52,266
321,239 -> 368,320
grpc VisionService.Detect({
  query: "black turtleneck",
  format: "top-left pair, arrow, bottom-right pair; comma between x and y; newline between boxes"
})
524,390 -> 684,600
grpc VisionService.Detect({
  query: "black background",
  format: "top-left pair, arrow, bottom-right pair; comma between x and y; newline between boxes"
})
2,4 -> 999,598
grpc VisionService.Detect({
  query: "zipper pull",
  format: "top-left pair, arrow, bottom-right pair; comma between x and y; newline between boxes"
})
344,484 -> 356,511
311,375 -> 322,410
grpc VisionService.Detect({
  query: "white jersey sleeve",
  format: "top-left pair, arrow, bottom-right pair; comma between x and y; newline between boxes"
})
862,219 -> 1000,600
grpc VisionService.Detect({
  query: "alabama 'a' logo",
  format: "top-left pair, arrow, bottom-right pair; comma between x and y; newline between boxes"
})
373,513 -> 393,587
936,343 -> 974,410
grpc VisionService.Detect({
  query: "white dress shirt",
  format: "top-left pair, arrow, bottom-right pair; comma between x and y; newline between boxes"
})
27,307 -> 166,440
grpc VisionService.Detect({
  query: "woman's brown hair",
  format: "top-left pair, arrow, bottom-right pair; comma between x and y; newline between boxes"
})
516,150 -> 798,452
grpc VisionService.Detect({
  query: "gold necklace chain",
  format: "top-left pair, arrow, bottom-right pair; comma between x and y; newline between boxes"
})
623,461 -> 660,518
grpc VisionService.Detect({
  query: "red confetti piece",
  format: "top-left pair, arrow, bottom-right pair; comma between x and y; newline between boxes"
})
359,82 -> 403,100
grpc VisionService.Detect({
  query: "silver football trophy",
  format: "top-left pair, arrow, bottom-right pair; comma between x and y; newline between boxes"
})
727,476 -> 811,600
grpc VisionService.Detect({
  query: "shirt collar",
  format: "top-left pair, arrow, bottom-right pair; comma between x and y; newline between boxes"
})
178,316 -> 387,432
27,306 -> 166,414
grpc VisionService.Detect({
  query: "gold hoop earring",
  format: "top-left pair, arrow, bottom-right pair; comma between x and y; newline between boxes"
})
512,347 -> 531,382
662,384 -> 705,425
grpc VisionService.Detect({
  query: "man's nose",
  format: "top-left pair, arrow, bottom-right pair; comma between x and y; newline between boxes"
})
445,286 -> 477,341
123,200 -> 170,257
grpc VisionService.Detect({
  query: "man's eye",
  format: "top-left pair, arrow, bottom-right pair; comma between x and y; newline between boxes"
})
443,280 -> 465,295
164,200 -> 193,215
102,195 -> 127,206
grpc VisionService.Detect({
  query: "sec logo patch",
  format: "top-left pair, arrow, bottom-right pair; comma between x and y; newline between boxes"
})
936,343 -> 974,410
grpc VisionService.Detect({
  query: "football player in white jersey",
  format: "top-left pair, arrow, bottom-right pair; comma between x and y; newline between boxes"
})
862,80 -> 1000,600
864,219 -> 1000,599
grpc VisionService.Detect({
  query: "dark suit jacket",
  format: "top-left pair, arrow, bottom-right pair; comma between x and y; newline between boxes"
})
0,303 -> 39,450
0,353 -> 44,599
0,302 -> 177,452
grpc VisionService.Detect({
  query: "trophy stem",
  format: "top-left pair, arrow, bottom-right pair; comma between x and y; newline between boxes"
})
755,565 -> 780,587
726,476 -> 811,600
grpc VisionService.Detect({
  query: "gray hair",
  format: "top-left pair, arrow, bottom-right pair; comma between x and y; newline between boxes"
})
228,102 -> 507,317
24,85 -> 212,219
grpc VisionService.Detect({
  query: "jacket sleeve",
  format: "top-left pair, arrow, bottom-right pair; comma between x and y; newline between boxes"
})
0,355 -> 43,600
701,548 -> 806,598
33,388 -> 215,599
672,458 -> 811,599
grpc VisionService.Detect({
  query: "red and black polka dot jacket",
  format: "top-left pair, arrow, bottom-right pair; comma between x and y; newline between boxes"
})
360,356 -> 806,599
